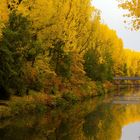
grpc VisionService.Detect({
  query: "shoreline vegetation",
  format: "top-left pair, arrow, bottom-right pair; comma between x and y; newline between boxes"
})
0,1 -> 140,120
0,81 -> 113,120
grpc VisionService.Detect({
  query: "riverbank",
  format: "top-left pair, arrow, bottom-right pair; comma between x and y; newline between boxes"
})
1,88 -> 140,140
0,81 -> 114,120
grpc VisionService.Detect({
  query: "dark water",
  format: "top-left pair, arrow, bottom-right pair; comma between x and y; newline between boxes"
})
1,89 -> 140,140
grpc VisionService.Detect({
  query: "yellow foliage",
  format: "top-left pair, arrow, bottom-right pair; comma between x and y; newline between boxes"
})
119,0 -> 140,30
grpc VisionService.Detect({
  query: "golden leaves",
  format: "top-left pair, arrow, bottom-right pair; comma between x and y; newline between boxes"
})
118,0 -> 140,30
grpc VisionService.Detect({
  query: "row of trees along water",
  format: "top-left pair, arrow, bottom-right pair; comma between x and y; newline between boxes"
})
0,0 -> 140,99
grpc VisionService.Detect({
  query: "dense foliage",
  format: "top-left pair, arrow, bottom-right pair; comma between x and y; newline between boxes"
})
0,0 -> 140,99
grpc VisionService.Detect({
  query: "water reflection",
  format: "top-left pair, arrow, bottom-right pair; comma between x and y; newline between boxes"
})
121,122 -> 140,140
1,89 -> 140,140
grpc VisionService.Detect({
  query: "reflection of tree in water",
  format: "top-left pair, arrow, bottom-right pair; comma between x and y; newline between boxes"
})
0,116 -> 46,140
83,103 -> 121,140
0,98 -> 101,140
54,118 -> 71,140
2,98 -> 140,140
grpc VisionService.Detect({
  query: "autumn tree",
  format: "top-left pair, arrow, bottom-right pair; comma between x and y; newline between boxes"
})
118,0 -> 140,30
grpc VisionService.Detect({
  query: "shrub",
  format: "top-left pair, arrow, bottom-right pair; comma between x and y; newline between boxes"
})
96,82 -> 105,95
62,92 -> 79,104
53,97 -> 68,108
50,85 -> 58,95
35,103 -> 48,114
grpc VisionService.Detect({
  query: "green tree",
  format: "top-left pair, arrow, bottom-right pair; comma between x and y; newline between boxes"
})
84,47 -> 113,81
49,39 -> 72,78
0,10 -> 39,98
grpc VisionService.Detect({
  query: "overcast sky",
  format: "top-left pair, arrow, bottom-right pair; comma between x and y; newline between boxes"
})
92,0 -> 140,51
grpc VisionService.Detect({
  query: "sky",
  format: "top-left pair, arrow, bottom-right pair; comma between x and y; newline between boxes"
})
92,0 -> 140,51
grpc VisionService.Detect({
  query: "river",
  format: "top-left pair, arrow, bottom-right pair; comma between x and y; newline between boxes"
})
1,88 -> 140,140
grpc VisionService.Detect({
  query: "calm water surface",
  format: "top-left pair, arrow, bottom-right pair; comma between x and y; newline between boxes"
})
1,89 -> 140,140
